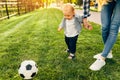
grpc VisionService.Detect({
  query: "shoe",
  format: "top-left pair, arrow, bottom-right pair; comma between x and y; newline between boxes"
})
68,53 -> 75,59
93,51 -> 113,59
89,58 -> 106,71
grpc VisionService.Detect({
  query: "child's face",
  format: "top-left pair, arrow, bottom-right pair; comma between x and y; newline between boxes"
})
63,8 -> 75,20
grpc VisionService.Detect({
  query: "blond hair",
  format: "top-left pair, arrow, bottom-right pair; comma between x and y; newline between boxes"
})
63,3 -> 74,12
97,0 -> 113,11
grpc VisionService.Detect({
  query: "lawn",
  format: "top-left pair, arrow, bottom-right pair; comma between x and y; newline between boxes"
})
0,8 -> 120,80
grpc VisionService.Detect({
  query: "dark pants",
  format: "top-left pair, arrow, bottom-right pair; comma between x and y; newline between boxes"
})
65,35 -> 78,54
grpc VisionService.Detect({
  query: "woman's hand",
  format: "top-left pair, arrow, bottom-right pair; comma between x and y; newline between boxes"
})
83,18 -> 93,30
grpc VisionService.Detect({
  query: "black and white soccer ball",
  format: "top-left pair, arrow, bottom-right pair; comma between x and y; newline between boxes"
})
18,60 -> 38,79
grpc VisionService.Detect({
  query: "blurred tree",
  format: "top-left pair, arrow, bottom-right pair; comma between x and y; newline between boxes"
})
63,0 -> 77,3
77,0 -> 83,7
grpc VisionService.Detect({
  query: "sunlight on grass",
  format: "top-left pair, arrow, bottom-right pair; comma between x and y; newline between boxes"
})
0,8 -> 120,80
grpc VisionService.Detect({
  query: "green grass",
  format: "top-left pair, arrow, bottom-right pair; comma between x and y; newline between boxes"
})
0,8 -> 120,80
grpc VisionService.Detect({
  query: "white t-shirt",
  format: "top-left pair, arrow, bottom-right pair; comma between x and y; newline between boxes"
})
59,14 -> 82,37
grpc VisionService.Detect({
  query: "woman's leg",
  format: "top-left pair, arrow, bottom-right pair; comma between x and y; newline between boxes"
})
90,0 -> 120,71
93,1 -> 115,59
101,1 -> 115,44
101,0 -> 120,57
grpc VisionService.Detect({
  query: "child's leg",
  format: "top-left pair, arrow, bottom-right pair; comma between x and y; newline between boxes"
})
65,36 -> 70,51
69,35 -> 78,55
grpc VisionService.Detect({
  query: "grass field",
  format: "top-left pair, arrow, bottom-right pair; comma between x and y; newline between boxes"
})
0,8 -> 120,80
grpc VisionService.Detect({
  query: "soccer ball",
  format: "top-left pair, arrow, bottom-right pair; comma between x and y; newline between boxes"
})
18,60 -> 38,79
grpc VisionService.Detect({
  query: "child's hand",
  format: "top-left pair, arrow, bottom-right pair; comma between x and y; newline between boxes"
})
58,27 -> 62,31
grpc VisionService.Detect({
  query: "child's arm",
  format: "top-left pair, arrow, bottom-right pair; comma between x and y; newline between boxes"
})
58,18 -> 65,31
